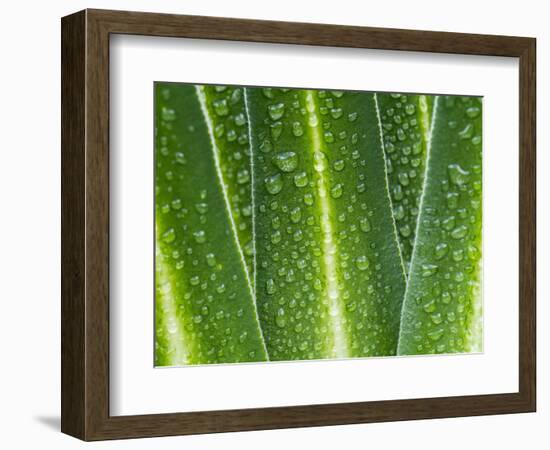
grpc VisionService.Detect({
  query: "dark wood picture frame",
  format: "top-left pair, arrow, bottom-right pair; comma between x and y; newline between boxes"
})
61,8 -> 536,441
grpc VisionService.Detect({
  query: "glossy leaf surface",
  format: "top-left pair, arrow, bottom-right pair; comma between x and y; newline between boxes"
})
397,95 -> 483,355
378,93 -> 433,274
246,88 -> 407,361
154,82 -> 483,366
155,83 -> 268,365
201,85 -> 255,279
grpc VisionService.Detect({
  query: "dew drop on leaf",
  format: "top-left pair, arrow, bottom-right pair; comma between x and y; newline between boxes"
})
264,173 -> 283,195
272,151 -> 298,172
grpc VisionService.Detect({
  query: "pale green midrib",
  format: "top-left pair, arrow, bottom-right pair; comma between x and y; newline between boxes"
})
374,93 -> 408,284
304,90 -> 349,359
396,96 -> 440,354
196,86 -> 269,360
155,223 -> 189,366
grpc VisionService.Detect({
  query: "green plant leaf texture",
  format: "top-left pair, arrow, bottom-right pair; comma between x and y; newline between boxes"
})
200,85 -> 255,280
396,95 -> 483,355
154,82 -> 483,366
377,93 -> 434,274
155,83 -> 268,366
246,88 -> 407,361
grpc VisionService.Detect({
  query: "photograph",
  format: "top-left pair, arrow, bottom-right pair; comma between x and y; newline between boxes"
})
154,83 -> 483,366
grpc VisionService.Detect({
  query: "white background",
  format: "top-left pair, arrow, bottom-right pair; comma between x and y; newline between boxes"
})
0,0 -> 547,449
111,36 -> 518,415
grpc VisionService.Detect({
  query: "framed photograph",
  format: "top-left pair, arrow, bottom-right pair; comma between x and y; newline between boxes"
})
61,9 -> 536,440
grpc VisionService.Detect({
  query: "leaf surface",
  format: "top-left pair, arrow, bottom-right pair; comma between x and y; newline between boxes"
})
246,88 -> 406,360
397,95 -> 483,355
155,83 -> 268,365
201,85 -> 255,280
378,93 -> 433,273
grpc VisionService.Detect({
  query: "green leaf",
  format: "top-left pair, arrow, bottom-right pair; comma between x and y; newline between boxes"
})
377,93 -> 434,274
155,83 -> 268,365
246,88 -> 407,361
397,95 -> 483,355
200,85 -> 255,281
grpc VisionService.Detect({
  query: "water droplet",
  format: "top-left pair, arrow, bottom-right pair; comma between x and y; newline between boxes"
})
275,308 -> 286,328
451,225 -> 468,239
313,152 -> 328,172
330,108 -> 343,119
170,199 -> 182,210
448,164 -> 471,186
161,107 -> 176,121
271,230 -> 281,244
452,249 -> 464,262
195,202 -> 208,214
292,121 -> 304,137
262,88 -> 274,99
428,328 -> 444,341
260,140 -> 273,153
446,192 -> 459,209
458,123 -> 474,140
398,172 -> 410,186
423,299 -> 436,313
393,185 -> 404,201
430,312 -> 443,324
405,103 -> 416,115
421,264 -> 438,277
206,253 -> 216,267
193,315 -> 203,324
396,128 -> 406,141
193,230 -> 206,243
308,114 -> 319,127
270,122 -> 283,140
466,106 -> 481,118
162,228 -> 176,243
434,243 -> 449,260
294,171 -> 308,188
355,255 -> 369,271
268,102 -> 285,120
347,112 -> 358,122
394,205 -> 405,220
330,183 -> 343,198
273,151 -> 298,172
290,207 -> 302,223
237,169 -> 250,184
226,129 -> 237,142
324,131 -> 335,143
265,173 -> 283,195
174,152 -> 186,164
442,216 -> 456,231
400,224 -> 412,237
333,159 -> 345,171
359,217 -> 371,232
234,112 -> 246,126
266,279 -> 276,295
212,99 -> 229,116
